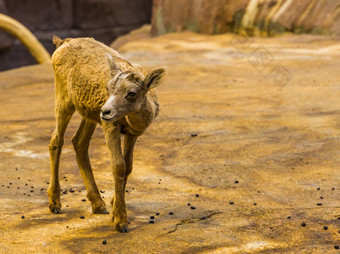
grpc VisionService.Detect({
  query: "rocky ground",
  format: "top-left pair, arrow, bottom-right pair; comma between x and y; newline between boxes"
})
0,32 -> 339,253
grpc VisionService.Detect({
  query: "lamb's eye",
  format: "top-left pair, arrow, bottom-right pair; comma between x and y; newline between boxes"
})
127,92 -> 137,97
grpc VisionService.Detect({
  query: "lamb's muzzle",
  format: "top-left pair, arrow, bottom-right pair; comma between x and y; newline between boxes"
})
100,95 -> 118,122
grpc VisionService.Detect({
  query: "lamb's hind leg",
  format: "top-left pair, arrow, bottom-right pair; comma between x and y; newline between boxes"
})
72,118 -> 108,214
48,101 -> 75,214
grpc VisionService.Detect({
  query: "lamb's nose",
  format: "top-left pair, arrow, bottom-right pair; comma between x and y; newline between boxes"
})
102,109 -> 111,115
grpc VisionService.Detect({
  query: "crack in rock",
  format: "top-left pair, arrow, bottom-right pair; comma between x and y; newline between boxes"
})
168,211 -> 223,234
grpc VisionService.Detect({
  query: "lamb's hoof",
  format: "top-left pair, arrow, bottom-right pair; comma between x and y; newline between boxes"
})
115,222 -> 129,233
94,208 -> 109,214
51,207 -> 62,214
49,205 -> 62,214
113,214 -> 128,233
92,201 -> 109,214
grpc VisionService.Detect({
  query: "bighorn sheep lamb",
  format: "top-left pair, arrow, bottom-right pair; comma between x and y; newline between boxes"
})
48,36 -> 165,232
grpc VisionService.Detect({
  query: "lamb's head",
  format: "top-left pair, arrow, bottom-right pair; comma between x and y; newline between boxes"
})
100,54 -> 165,122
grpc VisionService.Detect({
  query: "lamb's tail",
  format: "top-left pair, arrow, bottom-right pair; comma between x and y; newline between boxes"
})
53,35 -> 72,48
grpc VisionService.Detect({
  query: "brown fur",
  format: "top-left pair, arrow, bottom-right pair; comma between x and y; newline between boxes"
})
48,37 -> 165,232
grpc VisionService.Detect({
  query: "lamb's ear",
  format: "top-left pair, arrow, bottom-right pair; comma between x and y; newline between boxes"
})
105,53 -> 120,73
143,68 -> 166,91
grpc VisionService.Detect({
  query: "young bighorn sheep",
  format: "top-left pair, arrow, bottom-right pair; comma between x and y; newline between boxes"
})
48,36 -> 165,232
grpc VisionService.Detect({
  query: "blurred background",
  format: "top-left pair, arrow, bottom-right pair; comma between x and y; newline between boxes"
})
0,0 -> 340,70
0,0 -> 153,70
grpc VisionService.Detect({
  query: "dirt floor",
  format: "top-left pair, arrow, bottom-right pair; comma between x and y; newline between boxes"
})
0,32 -> 339,253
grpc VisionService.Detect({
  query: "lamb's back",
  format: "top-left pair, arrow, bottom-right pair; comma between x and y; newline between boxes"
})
51,38 -> 133,122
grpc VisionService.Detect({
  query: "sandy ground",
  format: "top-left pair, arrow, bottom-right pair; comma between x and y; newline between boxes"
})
0,32 -> 339,253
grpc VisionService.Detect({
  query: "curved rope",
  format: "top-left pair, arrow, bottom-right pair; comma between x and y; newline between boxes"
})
0,13 -> 50,64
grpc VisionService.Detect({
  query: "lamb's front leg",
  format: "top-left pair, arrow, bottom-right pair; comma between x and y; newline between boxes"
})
102,122 -> 128,232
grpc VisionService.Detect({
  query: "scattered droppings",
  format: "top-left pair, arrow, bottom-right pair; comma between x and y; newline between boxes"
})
125,190 -> 129,193
158,182 -> 160,184
234,180 -> 239,184
23,193 -> 26,195
187,203 -> 191,206
21,215 -> 25,219
1,185 -> 4,187
65,179 -> 68,182
31,186 -> 34,189
301,222 -> 306,227
191,133 -> 198,137
159,179 -> 162,181
28,179 -> 31,182
81,199 -> 86,202
316,187 -> 320,190
320,196 -> 324,199
195,194 -> 199,197
30,190 -> 34,193
323,226 -> 328,230
102,240 -> 107,245
334,245 -> 339,250
17,187 -> 20,189
27,194 -> 31,197
25,184 -> 28,186
254,203 -> 257,206
80,216 -> 85,219
200,216 -> 207,220
150,216 -> 155,219
46,182 -> 49,185
257,191 -> 261,193
156,213 -> 160,216
317,203 -> 322,206
16,168 -> 18,171
287,216 -> 291,219
69,189 -> 74,193
169,212 -> 174,215
63,176 -> 66,179
229,201 -> 234,205
149,220 -> 154,224
17,177 -> 20,179
66,205 -> 69,207
332,187 -> 335,190
66,226 -> 69,228
9,183 -> 12,185
7,186 -> 10,188
40,188 -> 44,191
190,206 -> 196,210
79,190 -> 81,193
100,190 -> 105,193
63,191 -> 67,194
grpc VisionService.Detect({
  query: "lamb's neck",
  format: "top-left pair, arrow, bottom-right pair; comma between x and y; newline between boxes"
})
125,94 -> 158,135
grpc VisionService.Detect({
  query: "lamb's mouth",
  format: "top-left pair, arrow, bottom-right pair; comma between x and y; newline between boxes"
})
100,113 -> 117,122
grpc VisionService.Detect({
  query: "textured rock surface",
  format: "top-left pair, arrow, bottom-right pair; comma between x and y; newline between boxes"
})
0,32 -> 339,253
0,0 -> 152,71
152,0 -> 340,36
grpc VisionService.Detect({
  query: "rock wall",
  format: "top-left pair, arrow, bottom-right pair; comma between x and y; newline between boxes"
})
0,0 -> 152,71
151,0 -> 340,37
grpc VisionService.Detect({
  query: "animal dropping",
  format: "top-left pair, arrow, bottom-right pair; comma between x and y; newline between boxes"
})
47,36 -> 166,233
